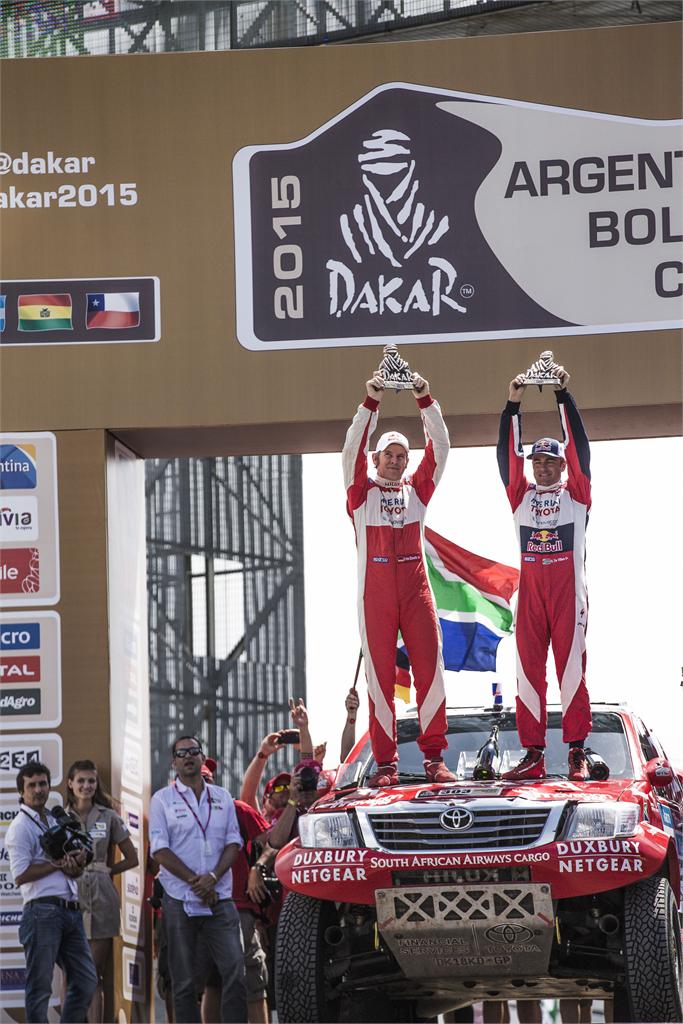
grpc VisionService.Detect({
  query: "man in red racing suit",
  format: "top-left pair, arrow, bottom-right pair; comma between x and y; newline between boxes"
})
343,370 -> 455,788
497,369 -> 592,782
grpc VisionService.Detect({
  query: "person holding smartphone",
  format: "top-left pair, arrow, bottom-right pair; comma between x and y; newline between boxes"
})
239,698 -> 314,816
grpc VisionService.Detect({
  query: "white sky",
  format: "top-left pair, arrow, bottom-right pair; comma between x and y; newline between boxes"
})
302,436 -> 683,768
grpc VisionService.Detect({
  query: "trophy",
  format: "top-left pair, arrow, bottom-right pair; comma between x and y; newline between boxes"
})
520,350 -> 562,391
378,344 -> 414,391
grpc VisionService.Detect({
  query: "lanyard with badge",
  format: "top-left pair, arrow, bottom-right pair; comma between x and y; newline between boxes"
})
173,781 -> 213,854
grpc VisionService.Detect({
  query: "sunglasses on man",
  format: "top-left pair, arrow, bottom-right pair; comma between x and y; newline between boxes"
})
268,783 -> 288,794
173,746 -> 202,758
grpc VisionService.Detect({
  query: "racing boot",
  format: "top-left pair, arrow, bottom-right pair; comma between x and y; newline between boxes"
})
424,759 -> 456,784
502,748 -> 546,781
367,763 -> 399,788
568,746 -> 589,782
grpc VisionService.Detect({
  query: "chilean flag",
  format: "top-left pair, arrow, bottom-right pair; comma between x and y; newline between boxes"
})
86,292 -> 139,329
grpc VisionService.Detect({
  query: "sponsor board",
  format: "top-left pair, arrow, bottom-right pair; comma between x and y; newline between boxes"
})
0,950 -> 60,1007
0,733 -> 62,788
0,433 -> 59,607
121,946 -> 146,1003
0,621 -> 40,650
0,653 -> 41,683
0,497 -> 39,541
123,835 -> 143,905
0,687 -> 41,717
121,791 -> 142,837
122,894 -> 144,948
121,737 -> 143,795
0,443 -> 37,490
0,611 -> 61,729
233,83 -> 683,351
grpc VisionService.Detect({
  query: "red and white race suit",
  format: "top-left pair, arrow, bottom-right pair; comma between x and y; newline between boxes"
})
497,388 -> 592,747
343,393 -> 450,766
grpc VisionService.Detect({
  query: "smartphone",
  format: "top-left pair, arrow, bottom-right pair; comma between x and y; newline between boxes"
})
277,729 -> 300,745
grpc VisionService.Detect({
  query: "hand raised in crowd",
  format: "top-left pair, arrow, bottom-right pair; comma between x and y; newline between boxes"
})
288,697 -> 308,729
554,367 -> 570,390
411,372 -> 429,397
247,865 -> 268,905
508,375 -> 526,402
366,372 -> 385,400
314,742 -> 327,765
259,732 -> 281,759
345,688 -> 359,722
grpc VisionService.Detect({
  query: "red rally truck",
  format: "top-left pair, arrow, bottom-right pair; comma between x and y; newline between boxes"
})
274,704 -> 683,1023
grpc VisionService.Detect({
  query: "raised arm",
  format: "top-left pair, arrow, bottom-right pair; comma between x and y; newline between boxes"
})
555,377 -> 591,508
496,376 -> 528,512
240,732 -> 281,812
342,374 -> 382,514
408,374 -> 450,503
289,698 -> 313,759
340,688 -> 360,763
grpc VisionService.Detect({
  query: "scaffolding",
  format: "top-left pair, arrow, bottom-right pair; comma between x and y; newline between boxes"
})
146,455 -> 306,795
0,0 -> 537,58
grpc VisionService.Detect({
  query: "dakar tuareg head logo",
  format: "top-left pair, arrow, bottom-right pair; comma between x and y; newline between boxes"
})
327,129 -> 467,320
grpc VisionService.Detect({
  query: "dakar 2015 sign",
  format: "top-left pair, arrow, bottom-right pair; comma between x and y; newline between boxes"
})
232,83 -> 683,351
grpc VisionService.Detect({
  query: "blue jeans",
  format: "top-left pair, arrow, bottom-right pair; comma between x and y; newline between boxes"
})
163,893 -> 247,1024
19,901 -> 98,1023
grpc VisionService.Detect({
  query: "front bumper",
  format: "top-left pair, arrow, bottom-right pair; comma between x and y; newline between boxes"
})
276,823 -> 668,904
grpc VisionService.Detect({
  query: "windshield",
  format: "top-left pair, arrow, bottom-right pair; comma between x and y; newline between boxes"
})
343,710 -> 634,786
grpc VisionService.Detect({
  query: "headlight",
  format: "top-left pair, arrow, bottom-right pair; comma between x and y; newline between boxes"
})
298,812 -> 358,848
561,802 -> 640,840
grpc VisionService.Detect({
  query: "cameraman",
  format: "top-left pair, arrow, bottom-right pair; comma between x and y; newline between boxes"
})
6,762 -> 97,1023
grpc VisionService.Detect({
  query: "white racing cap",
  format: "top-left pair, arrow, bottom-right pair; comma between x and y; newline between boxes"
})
375,430 -> 409,454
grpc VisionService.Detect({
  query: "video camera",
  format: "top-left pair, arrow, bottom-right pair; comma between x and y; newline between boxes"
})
298,765 -> 320,792
39,806 -> 94,864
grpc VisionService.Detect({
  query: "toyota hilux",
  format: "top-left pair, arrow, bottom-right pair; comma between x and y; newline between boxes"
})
274,703 -> 683,1023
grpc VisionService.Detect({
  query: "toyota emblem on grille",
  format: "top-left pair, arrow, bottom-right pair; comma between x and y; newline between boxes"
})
440,807 -> 474,831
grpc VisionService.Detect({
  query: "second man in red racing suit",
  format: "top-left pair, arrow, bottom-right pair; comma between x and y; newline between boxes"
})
342,371 -> 455,787
497,370 -> 592,781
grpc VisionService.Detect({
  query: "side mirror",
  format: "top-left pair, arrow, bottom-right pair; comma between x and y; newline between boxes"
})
645,757 -> 674,789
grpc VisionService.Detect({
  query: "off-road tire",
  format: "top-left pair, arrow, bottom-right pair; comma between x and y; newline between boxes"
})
623,876 -> 683,1022
275,891 -> 340,1023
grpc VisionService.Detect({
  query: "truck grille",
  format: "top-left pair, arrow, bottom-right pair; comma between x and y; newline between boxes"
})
367,806 -> 551,851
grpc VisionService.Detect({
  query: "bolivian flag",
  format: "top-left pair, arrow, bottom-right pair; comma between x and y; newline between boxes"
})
18,294 -> 72,331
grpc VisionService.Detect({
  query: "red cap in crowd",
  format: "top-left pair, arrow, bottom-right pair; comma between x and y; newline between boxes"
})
264,771 -> 291,797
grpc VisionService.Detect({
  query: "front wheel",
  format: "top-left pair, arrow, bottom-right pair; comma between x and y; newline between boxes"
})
274,891 -> 341,1023
623,876 -> 683,1022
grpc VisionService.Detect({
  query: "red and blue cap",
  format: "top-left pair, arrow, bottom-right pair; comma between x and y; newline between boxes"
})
527,437 -> 565,460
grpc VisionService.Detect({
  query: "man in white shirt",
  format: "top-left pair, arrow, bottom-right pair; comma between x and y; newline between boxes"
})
149,734 -> 247,1023
6,761 -> 97,1023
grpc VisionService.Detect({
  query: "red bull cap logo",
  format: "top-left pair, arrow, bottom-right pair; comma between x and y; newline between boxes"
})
527,437 -> 565,460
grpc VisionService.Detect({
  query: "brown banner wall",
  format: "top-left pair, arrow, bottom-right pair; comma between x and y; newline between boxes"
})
1,22 -> 681,453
